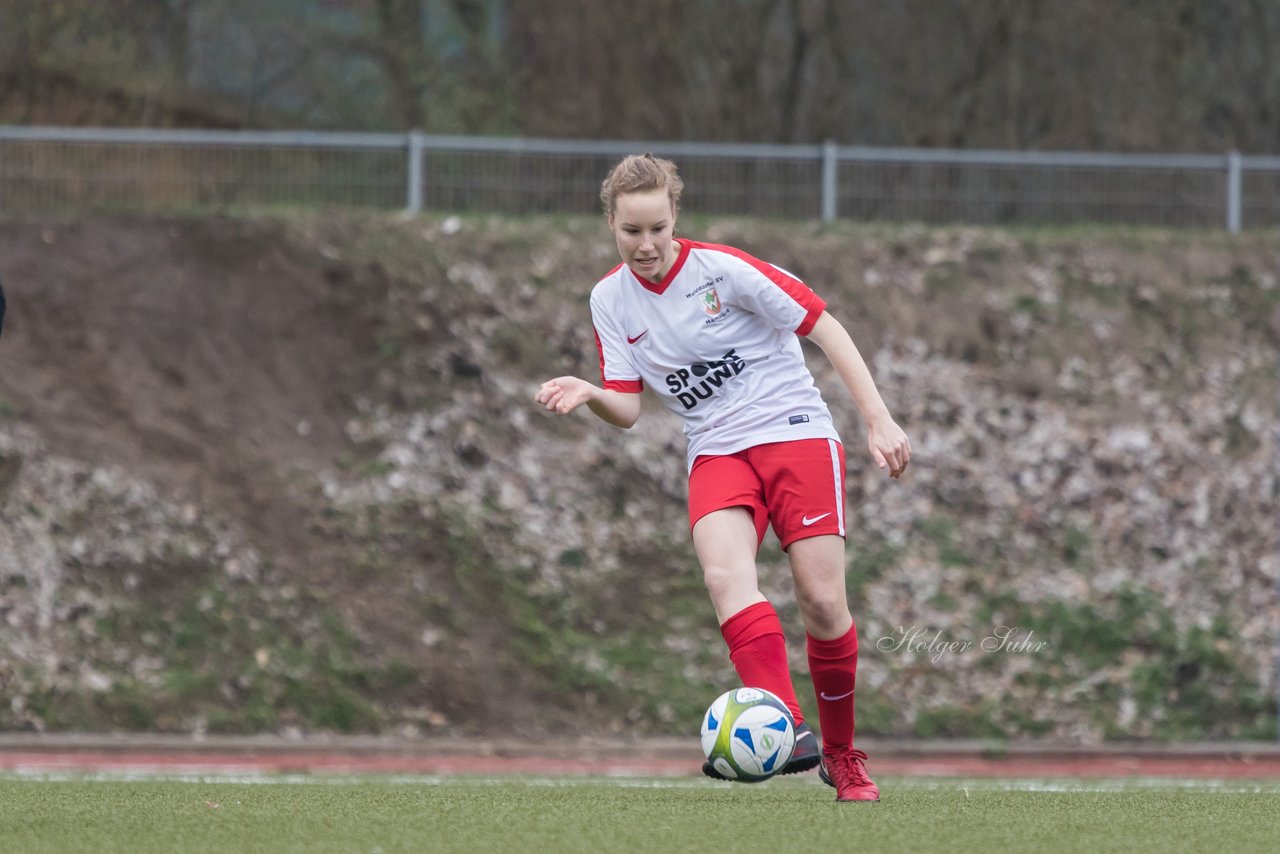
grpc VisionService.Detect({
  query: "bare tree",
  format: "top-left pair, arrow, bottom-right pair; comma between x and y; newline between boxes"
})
3,0 -> 1279,151
373,0 -> 430,129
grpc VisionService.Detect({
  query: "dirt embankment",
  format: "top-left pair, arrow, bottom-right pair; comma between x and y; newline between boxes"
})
0,218 -> 378,548
0,214 -> 1277,741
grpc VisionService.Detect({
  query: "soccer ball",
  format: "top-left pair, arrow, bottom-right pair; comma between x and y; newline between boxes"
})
700,687 -> 796,782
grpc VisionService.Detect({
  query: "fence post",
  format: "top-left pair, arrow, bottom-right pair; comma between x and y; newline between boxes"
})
1225,150 -> 1242,233
406,130 -> 426,214
821,140 -> 838,223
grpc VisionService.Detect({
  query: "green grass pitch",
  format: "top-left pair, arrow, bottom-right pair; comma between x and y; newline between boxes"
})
2,774 -> 1278,854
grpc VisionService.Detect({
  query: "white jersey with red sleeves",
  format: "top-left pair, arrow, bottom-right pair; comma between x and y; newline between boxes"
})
590,238 -> 840,471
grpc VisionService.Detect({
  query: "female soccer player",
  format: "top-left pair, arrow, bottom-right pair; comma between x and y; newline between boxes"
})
535,154 -> 909,802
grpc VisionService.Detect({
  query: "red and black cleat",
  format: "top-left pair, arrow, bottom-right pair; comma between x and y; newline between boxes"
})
818,746 -> 880,802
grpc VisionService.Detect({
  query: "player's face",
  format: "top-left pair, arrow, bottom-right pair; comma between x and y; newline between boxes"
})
609,189 -> 678,281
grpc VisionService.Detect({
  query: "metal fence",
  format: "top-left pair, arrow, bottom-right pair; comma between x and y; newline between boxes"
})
1,126 -> 1277,230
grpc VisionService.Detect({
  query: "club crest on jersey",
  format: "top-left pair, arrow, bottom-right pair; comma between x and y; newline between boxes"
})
700,287 -> 722,315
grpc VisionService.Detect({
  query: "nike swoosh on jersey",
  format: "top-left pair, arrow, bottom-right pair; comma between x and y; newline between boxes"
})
626,330 -> 649,344
801,512 -> 831,526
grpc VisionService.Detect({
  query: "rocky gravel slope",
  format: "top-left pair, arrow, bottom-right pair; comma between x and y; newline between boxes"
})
1,214 -> 1276,741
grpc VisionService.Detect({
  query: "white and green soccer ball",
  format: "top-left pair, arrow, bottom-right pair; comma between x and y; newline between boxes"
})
700,687 -> 797,782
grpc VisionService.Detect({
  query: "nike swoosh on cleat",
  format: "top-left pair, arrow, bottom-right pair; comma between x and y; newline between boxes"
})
819,689 -> 855,701
801,512 -> 831,526
626,330 -> 649,344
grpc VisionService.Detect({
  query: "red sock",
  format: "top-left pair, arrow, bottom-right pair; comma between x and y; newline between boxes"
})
720,601 -> 805,725
807,622 -> 858,751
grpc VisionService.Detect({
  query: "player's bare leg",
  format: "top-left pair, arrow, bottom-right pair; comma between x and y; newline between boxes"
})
692,507 -> 765,623
693,507 -> 818,779
788,534 -> 852,640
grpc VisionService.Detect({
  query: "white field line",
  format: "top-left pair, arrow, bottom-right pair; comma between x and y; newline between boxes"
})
3,769 -> 1280,794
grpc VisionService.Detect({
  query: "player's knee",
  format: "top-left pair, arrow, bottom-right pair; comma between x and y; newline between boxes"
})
797,595 -> 850,638
700,561 -> 733,592
701,560 -> 752,598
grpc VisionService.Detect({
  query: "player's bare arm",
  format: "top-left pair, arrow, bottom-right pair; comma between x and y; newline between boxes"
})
805,311 -> 911,479
534,376 -> 641,428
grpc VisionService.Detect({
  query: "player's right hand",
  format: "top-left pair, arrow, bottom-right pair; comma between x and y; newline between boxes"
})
534,376 -> 595,416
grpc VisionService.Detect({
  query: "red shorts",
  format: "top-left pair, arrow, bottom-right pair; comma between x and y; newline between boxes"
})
688,438 -> 847,549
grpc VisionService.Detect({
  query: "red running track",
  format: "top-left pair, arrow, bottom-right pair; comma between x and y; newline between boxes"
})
3,737 -> 1280,779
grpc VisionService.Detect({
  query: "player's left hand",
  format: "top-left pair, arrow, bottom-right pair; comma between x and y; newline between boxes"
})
868,416 -> 911,479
